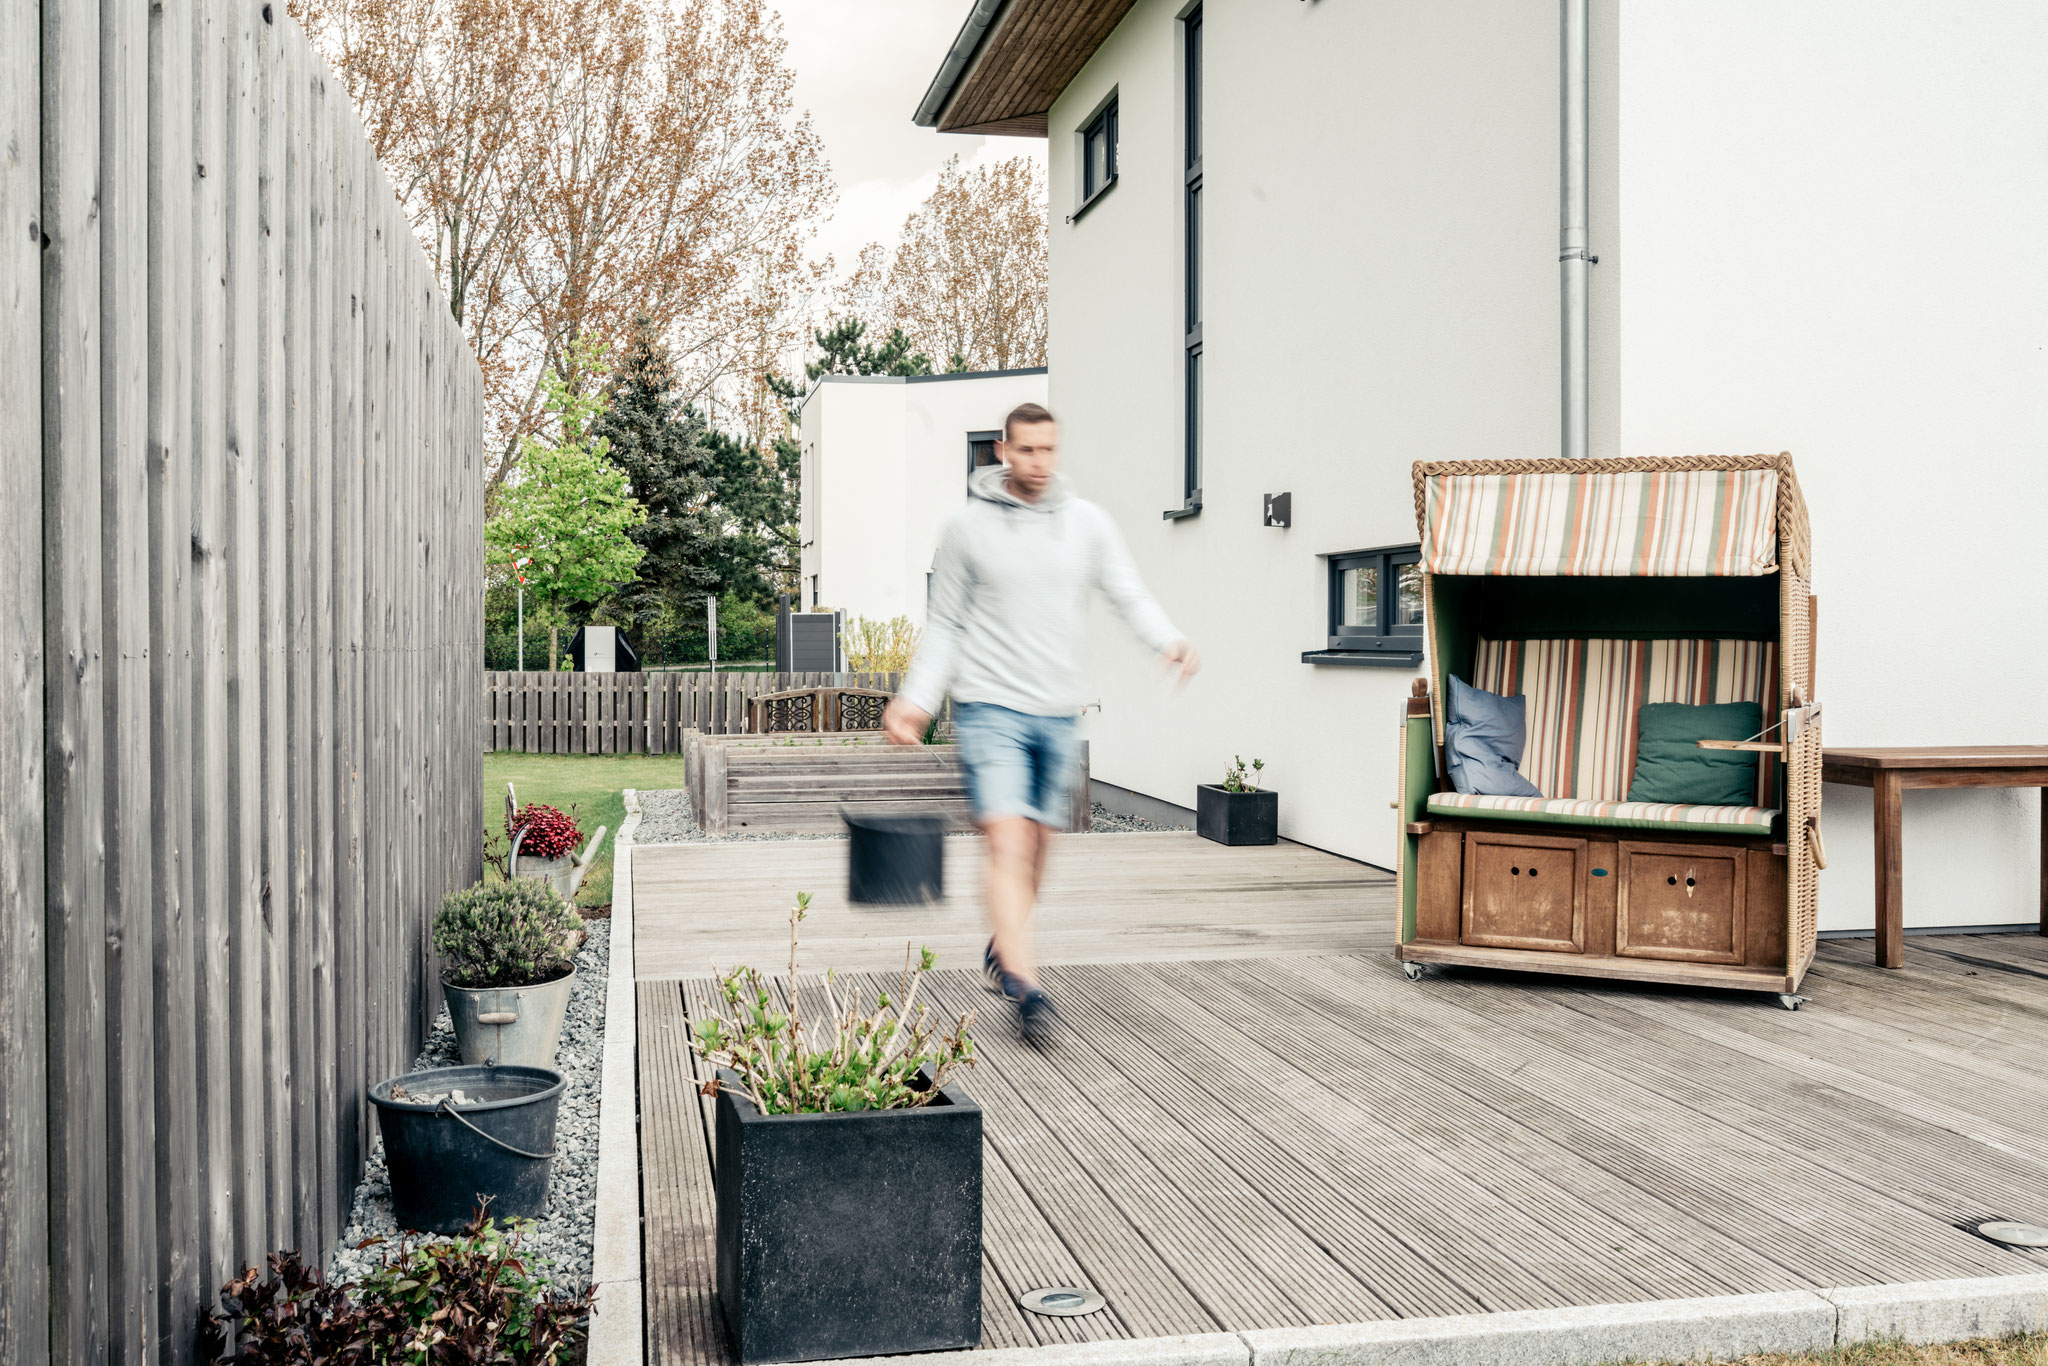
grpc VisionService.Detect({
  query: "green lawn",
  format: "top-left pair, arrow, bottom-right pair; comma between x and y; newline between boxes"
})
1704,1338 -> 2048,1366
483,751 -> 691,910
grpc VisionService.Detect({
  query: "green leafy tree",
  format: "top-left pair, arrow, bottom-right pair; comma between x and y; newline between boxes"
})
487,339 -> 647,668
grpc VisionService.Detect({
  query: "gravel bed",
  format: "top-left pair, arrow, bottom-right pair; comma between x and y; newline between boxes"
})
330,920 -> 608,1292
633,787 -> 1187,842
1086,801 -> 1189,833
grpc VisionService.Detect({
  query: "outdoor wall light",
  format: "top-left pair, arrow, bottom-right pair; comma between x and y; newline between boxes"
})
1264,492 -> 1291,528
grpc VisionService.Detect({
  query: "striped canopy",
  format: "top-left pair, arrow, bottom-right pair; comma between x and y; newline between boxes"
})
1421,468 -> 1780,577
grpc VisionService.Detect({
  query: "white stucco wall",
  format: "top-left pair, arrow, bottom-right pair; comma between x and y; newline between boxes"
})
1617,2 -> 2048,930
1050,0 -> 1564,865
799,370 -> 1050,625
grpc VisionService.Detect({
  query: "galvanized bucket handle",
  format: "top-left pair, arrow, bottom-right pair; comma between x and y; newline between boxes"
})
436,1100 -> 557,1161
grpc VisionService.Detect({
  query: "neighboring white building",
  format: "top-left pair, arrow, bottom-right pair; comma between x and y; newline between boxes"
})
797,368 -> 1050,623
916,0 -> 2048,934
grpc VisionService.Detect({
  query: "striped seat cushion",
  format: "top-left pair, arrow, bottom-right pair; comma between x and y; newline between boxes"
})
1426,793 -> 1776,834
1463,636 -> 1780,808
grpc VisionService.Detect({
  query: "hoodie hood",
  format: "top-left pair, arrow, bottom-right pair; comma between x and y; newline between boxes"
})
969,462 -> 1073,512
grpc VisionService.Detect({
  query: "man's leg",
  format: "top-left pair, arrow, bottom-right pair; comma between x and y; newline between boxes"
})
983,815 -> 1041,987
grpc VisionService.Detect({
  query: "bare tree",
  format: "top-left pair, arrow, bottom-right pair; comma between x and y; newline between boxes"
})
837,154 -> 1048,373
293,0 -> 832,493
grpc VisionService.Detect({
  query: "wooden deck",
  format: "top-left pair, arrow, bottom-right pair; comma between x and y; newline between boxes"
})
634,833 -> 2048,1364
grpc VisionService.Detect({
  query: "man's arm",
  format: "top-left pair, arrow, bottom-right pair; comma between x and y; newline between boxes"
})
894,516 -> 972,723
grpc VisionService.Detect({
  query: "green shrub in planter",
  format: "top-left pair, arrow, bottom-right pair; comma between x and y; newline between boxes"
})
434,879 -> 583,990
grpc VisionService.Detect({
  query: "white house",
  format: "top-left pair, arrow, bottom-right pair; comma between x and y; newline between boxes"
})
915,0 -> 2048,935
797,368 -> 1050,623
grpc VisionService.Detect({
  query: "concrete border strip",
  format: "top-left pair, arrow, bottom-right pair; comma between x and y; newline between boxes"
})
587,788 -> 644,1365
806,1275 -> 2048,1366
1829,1273 -> 2048,1347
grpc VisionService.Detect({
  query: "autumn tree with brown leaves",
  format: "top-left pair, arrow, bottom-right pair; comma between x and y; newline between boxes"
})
837,154 -> 1048,374
293,0 -> 833,494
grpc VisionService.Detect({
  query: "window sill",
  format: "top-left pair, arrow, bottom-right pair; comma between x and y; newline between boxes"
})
1161,499 -> 1202,521
1069,177 -> 1118,224
1301,649 -> 1424,669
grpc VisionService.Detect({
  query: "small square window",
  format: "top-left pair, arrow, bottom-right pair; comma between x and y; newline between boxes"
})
1080,99 -> 1118,208
1305,544 -> 1425,666
966,429 -> 1001,486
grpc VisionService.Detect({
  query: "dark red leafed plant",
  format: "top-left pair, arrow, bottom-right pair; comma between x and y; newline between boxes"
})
510,802 -> 583,861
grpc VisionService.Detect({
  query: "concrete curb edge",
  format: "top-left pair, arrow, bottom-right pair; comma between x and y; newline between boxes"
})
586,789 -> 644,1365
808,1275 -> 2048,1366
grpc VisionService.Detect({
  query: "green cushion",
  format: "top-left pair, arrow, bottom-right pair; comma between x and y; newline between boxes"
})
1628,701 -> 1762,806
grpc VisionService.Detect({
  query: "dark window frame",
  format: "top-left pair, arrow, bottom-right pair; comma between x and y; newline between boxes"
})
966,429 -> 1001,485
1166,5 -> 1203,520
1079,98 -> 1119,214
1303,545 -> 1425,666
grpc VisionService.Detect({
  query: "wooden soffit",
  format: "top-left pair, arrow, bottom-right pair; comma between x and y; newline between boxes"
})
932,0 -> 1143,137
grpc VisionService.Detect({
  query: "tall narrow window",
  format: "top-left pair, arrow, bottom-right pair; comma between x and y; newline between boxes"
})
1172,5 -> 1203,518
1080,99 -> 1118,209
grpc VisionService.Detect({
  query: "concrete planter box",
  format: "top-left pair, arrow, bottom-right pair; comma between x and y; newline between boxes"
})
714,1069 -> 982,1364
1196,784 -> 1278,846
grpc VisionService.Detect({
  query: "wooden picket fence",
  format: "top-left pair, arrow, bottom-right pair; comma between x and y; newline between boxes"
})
483,671 -> 907,753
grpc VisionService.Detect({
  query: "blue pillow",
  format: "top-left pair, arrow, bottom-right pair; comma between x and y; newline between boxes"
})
1444,675 -> 1543,797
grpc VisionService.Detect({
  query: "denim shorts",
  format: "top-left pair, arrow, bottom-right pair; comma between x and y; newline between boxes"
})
952,702 -> 1081,828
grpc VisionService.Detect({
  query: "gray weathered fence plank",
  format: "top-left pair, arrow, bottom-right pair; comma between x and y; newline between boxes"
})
0,3 -> 49,1360
144,0 -> 201,1349
42,0 -> 113,1354
101,0 -> 160,1357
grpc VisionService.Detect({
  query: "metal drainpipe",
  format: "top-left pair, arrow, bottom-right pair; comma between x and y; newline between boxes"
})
1560,0 -> 1593,462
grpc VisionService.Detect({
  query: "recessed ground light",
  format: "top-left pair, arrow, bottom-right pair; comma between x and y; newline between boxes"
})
1977,1221 -> 2048,1248
1020,1287 -> 1106,1317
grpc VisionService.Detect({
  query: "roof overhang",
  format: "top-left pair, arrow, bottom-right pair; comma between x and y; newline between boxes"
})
914,0 -> 1141,137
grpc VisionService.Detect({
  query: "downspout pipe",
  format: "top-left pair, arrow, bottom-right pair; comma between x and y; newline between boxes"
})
914,0 -> 1007,127
1560,0 -> 1593,462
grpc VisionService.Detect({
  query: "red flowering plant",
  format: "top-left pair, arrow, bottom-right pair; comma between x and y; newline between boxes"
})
510,802 -> 584,862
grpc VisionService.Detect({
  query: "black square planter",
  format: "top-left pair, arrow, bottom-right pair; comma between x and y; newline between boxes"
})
1196,784 -> 1278,846
714,1069 -> 983,1364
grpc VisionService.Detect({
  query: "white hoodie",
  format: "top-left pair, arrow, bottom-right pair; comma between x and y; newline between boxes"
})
899,465 -> 1182,719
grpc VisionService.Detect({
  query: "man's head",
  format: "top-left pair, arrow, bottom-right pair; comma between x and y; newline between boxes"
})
998,401 -> 1059,500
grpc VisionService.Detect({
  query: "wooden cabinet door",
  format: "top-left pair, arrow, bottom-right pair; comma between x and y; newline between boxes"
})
1461,832 -> 1588,953
1616,842 -> 1746,964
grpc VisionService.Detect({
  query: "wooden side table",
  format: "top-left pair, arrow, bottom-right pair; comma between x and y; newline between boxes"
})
1820,746 -> 2048,968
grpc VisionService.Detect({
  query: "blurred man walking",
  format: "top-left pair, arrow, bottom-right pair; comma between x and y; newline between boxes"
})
885,402 -> 1198,1042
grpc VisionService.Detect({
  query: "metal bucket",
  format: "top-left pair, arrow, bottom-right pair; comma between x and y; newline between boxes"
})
512,854 -> 577,900
443,966 -> 576,1068
370,1064 -> 563,1233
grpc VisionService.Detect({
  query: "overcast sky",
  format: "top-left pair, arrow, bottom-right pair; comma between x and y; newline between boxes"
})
770,0 -> 1048,278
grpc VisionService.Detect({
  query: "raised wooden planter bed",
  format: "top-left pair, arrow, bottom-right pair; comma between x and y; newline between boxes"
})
682,730 -> 1090,836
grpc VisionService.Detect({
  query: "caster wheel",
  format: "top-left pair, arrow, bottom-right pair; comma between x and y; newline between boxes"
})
1776,993 -> 1806,1012
1402,961 -> 1426,982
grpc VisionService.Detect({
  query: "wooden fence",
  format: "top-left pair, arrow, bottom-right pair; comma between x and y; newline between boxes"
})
1,5 -> 483,1362
484,670 -> 907,753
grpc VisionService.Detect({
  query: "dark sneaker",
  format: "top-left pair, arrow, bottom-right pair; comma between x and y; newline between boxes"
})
1017,989 -> 1058,1045
982,939 -> 1005,995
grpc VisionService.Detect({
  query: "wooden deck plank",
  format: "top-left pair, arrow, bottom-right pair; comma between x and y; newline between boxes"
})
1280,955 -> 2029,1286
1065,959 -> 1775,1309
913,972 -> 1382,1331
638,981 -> 729,1366
633,833 -> 1391,980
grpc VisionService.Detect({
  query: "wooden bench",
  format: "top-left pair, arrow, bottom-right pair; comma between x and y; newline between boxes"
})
746,686 -> 893,736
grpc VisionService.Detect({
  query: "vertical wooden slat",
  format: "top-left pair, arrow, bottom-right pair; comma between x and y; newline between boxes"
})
221,0 -> 269,1261
100,0 -> 159,1356
251,0 -> 293,1254
42,0 -> 113,1354
189,0 -> 236,1304
144,0 -> 199,1348
0,0 -> 50,1357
